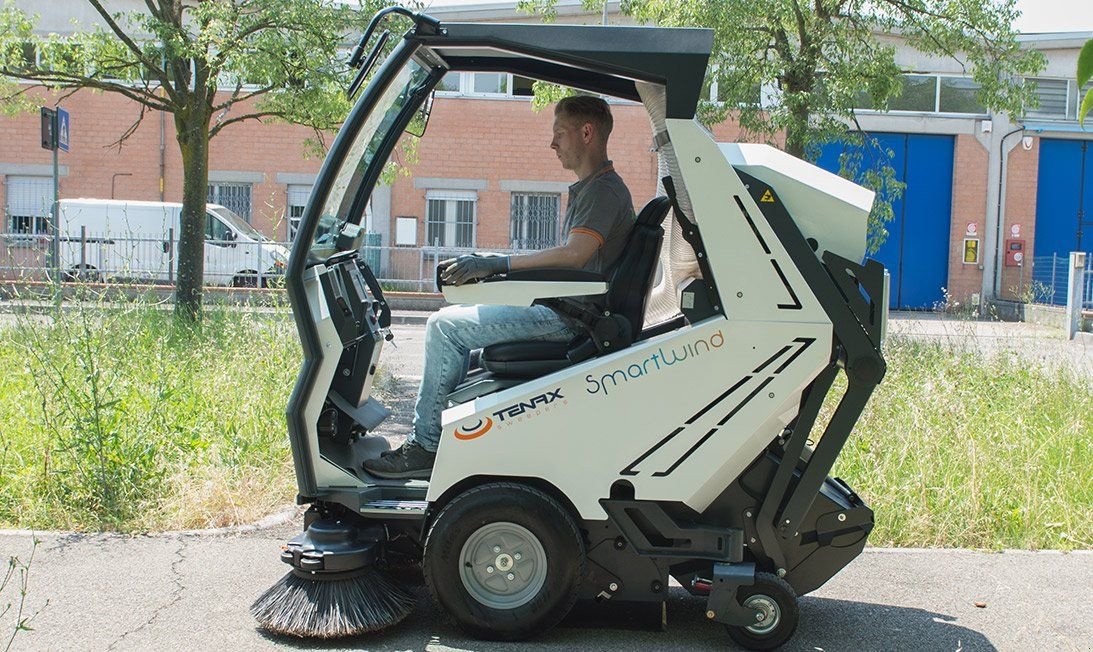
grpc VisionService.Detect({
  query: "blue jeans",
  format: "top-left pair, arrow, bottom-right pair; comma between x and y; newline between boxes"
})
410,304 -> 579,452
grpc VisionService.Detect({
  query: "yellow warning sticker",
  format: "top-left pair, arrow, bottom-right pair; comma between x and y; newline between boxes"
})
760,189 -> 775,203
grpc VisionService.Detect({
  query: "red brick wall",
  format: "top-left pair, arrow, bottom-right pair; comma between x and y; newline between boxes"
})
389,97 -> 660,248
0,87 -> 322,241
945,134 -> 988,306
999,141 -> 1039,300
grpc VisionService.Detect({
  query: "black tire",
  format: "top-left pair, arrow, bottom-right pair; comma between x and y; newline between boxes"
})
724,573 -> 799,650
423,482 -> 585,641
231,271 -> 259,288
64,265 -> 102,283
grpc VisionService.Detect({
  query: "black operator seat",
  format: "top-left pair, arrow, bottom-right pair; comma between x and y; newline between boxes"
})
478,195 -> 673,379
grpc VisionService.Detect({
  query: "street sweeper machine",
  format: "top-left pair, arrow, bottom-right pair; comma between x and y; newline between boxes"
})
252,7 -> 889,650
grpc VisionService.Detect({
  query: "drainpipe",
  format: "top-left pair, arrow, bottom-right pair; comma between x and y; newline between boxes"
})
992,126 -> 1025,299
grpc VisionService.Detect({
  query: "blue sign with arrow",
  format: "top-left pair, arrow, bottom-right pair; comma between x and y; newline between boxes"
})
56,107 -> 70,152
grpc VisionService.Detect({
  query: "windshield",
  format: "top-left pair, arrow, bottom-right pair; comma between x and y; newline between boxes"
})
209,205 -> 268,241
310,58 -> 431,260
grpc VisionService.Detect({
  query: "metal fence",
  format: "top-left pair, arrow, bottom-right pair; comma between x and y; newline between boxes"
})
1029,254 -> 1093,309
1,231 -> 545,292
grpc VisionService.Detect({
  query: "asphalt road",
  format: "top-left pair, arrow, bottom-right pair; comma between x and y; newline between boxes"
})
0,528 -> 1089,651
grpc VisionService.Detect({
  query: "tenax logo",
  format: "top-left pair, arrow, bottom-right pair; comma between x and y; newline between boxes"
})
455,417 -> 493,440
454,387 -> 565,441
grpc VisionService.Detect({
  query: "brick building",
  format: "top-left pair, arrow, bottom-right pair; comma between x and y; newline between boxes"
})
1,0 -> 1090,308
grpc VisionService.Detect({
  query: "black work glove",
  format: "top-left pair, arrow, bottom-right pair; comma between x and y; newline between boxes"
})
440,253 -> 510,286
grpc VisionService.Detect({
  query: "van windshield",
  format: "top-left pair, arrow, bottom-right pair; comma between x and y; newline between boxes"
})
209,206 -> 269,241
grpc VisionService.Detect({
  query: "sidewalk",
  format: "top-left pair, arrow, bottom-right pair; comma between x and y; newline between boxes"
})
1,527 -> 1088,651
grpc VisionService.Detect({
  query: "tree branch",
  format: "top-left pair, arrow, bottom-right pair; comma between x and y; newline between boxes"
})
208,109 -> 292,138
0,70 -> 172,111
84,0 -> 172,88
106,101 -> 149,150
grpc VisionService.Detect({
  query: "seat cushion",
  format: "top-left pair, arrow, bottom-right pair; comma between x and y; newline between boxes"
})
480,340 -> 573,378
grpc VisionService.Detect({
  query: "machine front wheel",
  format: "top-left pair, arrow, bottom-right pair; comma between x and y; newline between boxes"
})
724,572 -> 799,650
423,482 -> 585,640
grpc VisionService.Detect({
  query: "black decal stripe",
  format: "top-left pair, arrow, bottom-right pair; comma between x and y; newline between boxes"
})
774,337 -> 816,374
620,427 -> 685,476
685,375 -> 753,424
770,259 -> 803,310
753,346 -> 791,374
734,196 -> 771,254
655,377 -> 776,477
652,428 -> 719,477
716,377 -> 774,426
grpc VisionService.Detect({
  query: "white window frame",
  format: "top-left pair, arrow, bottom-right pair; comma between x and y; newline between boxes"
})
509,192 -> 561,251
433,71 -> 536,99
208,182 -> 253,222
424,190 -> 477,249
286,184 -> 311,241
4,176 -> 53,240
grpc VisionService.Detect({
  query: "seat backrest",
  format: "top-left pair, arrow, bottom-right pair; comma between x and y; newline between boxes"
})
604,196 -> 672,332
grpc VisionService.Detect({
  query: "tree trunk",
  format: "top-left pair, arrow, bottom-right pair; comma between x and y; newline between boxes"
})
784,107 -> 809,160
174,110 -> 211,321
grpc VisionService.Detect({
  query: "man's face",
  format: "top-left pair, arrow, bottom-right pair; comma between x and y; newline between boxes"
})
550,114 -> 589,171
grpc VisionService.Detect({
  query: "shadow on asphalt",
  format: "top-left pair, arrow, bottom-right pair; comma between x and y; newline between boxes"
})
253,586 -> 996,651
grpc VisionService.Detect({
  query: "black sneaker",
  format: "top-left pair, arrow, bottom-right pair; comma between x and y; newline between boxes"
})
363,441 -> 436,479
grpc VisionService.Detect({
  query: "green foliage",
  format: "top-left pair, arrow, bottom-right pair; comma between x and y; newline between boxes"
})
521,0 -> 1044,251
0,1 -> 404,318
831,336 -> 1092,550
1079,39 -> 1093,125
0,298 -> 301,530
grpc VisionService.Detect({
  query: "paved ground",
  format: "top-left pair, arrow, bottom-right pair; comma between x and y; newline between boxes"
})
1,529 -> 1090,652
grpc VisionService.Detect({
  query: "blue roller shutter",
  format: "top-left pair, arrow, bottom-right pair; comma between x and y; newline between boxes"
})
817,133 -> 954,310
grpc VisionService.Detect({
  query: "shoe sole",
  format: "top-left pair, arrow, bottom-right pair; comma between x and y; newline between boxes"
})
363,466 -> 433,480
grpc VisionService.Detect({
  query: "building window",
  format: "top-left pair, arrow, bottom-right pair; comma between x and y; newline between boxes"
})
286,184 -> 311,241
425,191 -> 475,248
4,176 -> 52,236
434,72 -> 537,98
938,76 -> 985,114
510,192 -> 560,251
854,73 -> 986,115
208,182 -> 252,222
1025,78 -> 1093,121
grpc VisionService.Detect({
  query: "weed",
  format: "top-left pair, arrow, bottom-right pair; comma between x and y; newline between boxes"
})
1,538 -> 42,652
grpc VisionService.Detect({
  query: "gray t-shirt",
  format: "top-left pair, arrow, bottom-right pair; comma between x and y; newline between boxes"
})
562,160 -> 635,276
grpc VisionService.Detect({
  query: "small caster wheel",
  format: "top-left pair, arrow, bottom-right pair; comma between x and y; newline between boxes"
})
724,572 -> 799,650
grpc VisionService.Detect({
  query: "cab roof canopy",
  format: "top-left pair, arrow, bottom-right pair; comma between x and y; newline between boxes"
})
411,22 -> 714,119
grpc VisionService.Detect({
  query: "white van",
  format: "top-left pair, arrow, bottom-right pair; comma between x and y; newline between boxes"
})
56,199 -> 289,286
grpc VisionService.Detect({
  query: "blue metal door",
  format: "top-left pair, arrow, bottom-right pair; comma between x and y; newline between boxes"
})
1034,139 -> 1091,304
817,133 -> 954,309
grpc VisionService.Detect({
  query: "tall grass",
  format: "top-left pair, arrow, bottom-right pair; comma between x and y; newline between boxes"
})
0,296 -> 300,530
0,301 -> 1089,549
832,336 -> 1092,550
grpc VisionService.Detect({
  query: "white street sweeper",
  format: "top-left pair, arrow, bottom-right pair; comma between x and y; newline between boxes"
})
252,7 -> 889,650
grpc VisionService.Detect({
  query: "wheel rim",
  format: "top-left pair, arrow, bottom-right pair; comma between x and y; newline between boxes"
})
458,521 -> 548,609
743,594 -> 781,636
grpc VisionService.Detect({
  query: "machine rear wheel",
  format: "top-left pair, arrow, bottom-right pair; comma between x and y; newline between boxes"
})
724,573 -> 799,650
423,482 -> 584,640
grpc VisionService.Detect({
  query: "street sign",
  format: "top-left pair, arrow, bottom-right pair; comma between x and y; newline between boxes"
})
56,107 -> 70,152
40,106 -> 55,150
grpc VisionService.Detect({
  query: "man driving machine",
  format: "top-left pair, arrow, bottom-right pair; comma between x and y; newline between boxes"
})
364,95 -> 636,479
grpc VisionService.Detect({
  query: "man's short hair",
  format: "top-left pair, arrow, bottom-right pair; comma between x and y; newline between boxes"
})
555,95 -> 613,141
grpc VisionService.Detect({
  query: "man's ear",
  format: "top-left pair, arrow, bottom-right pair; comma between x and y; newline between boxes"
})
581,121 -> 595,144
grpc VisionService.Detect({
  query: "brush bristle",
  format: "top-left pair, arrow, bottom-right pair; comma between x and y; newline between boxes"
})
251,568 -> 416,638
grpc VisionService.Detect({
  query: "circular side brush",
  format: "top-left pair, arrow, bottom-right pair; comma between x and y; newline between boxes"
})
251,566 -> 416,638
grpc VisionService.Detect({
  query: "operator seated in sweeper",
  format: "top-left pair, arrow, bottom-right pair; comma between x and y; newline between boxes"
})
363,95 -> 636,480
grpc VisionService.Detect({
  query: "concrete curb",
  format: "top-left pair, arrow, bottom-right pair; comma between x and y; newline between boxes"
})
0,504 -> 304,539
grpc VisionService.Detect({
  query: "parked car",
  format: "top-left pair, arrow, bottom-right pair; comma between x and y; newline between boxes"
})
56,199 -> 288,286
